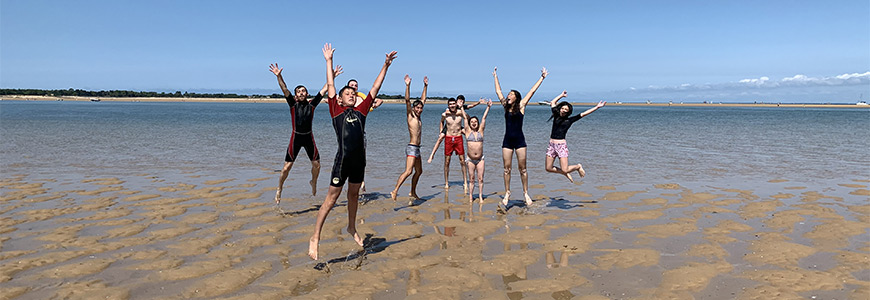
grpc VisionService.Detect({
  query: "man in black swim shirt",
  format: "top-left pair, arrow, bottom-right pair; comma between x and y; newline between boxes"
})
269,62 -> 344,204
308,43 -> 397,260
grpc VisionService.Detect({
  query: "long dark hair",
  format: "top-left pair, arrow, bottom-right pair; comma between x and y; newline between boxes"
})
469,116 -> 480,130
548,102 -> 573,122
504,89 -> 522,113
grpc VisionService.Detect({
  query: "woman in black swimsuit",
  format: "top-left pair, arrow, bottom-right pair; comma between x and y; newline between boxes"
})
492,66 -> 547,206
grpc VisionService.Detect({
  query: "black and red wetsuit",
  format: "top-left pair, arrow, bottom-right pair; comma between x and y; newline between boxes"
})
284,93 -> 323,162
327,93 -> 374,187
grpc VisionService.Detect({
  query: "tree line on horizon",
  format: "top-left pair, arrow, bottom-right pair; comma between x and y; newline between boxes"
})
0,88 -> 449,100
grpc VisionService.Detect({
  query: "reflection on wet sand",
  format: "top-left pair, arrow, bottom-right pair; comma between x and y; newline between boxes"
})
0,173 -> 867,299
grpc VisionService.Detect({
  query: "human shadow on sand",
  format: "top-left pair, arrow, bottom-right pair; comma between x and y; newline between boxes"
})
497,197 -> 597,213
545,197 -> 598,209
315,233 -> 422,271
277,204 -> 322,217
392,191 -> 441,211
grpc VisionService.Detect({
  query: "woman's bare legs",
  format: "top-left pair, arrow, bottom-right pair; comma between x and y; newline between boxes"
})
501,148 -> 514,205
515,147 -> 532,205
545,155 -> 574,183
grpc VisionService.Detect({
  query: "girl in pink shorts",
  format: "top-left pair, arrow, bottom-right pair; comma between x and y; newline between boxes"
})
545,90 -> 605,183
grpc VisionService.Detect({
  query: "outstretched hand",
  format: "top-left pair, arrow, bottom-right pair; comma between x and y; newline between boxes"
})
404,74 -> 411,85
385,51 -> 398,65
596,100 -> 606,108
269,63 -> 282,76
334,65 -> 344,78
322,43 -> 335,60
486,98 -> 493,107
541,67 -> 549,78
560,90 -> 567,98
423,76 -> 428,85
492,67 -> 498,77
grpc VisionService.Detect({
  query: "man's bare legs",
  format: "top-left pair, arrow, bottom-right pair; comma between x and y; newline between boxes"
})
310,160 -> 321,196
276,159 -> 320,204
308,182 -> 364,260
516,147 -> 532,206
345,182 -> 364,247
308,185 -> 341,260
276,161 -> 294,204
443,155 -> 452,189
410,159 -> 422,199
391,156 -> 417,200
501,148 -> 513,205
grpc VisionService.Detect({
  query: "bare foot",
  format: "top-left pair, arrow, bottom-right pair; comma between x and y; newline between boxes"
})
444,183 -> 449,189
468,195 -> 474,203
409,193 -> 420,200
361,181 -> 367,193
565,172 -> 574,183
308,236 -> 319,260
347,227 -> 364,247
274,189 -> 282,205
524,193 -> 533,206
310,179 -> 317,196
390,190 -> 398,201
577,164 -> 586,178
502,191 -> 511,206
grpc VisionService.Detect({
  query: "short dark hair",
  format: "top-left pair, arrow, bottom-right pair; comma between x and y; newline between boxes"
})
338,86 -> 355,98
456,94 -> 465,101
294,85 -> 307,93
412,100 -> 423,108
347,79 -> 358,86
447,98 -> 456,104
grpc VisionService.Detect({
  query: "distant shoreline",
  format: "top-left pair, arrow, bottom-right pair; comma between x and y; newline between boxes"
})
2,95 -> 867,108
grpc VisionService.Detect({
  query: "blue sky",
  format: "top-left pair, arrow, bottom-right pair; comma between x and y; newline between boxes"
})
1,0 -> 868,102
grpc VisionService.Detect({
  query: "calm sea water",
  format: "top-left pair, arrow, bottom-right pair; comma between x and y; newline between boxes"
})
1,100 -> 868,192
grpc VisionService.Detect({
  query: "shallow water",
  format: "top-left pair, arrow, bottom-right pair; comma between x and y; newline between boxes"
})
1,100 -> 868,299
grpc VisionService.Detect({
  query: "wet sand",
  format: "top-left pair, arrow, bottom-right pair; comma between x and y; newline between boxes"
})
1,172 -> 868,299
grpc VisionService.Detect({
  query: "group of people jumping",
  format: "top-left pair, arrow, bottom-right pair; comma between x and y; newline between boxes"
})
270,43 -> 605,260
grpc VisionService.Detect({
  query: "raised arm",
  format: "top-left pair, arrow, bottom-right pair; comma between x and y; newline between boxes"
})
479,99 -> 492,132
369,51 -> 398,98
464,98 -> 482,109
550,90 -> 567,107
493,67 -> 505,104
270,63 -> 291,98
578,100 -> 606,119
459,105 -> 470,135
520,67 -> 548,111
323,43 -> 336,98
404,74 -> 412,112
421,76 -> 428,104
319,65 -> 344,96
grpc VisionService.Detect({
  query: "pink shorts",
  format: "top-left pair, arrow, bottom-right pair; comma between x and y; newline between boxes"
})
546,141 -> 569,158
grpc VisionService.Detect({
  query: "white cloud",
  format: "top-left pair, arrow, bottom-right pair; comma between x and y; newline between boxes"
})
632,71 -> 869,92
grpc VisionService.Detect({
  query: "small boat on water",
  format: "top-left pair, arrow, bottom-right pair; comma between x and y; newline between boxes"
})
857,101 -> 868,106
90,98 -> 100,102
537,101 -> 549,105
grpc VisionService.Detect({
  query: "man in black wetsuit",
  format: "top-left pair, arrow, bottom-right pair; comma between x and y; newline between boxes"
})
308,43 -> 397,260
269,62 -> 343,204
